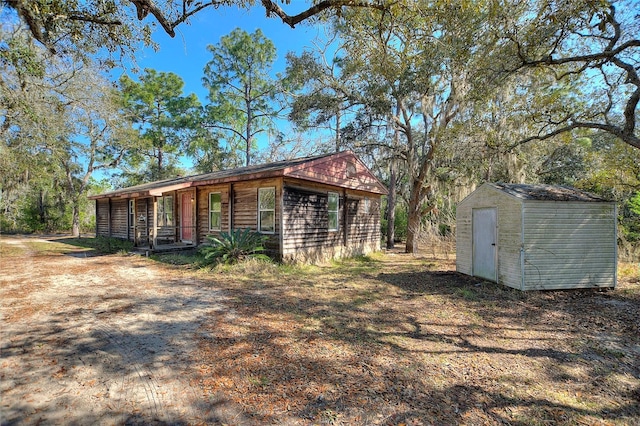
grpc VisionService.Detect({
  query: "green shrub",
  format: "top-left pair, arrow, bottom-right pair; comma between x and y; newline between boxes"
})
199,228 -> 270,265
64,236 -> 134,254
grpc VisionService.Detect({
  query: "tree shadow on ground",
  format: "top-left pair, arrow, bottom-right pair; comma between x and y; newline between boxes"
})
0,275 -> 260,425
192,260 -> 640,424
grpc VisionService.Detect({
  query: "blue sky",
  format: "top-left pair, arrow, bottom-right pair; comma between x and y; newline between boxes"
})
127,5 -> 326,103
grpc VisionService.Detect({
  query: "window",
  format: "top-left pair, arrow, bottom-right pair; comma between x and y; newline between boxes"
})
209,192 -> 221,231
328,192 -> 339,231
258,187 -> 275,233
157,196 -> 174,227
363,197 -> 370,214
129,200 -> 135,226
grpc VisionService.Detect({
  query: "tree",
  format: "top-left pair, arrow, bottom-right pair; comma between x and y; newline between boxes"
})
119,68 -> 209,183
203,28 -> 282,167
285,34 -> 361,152
337,1 -> 497,253
4,0 -> 386,60
1,26 -> 135,236
492,0 -> 639,150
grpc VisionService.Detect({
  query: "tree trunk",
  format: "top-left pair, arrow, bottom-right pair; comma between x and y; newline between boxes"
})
405,205 -> 421,254
246,93 -> 252,166
405,175 -> 429,254
386,162 -> 396,249
38,189 -> 46,226
335,109 -> 341,152
71,199 -> 80,237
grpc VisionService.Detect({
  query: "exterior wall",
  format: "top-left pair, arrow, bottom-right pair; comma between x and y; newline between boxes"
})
110,199 -> 129,240
281,180 -> 382,263
456,185 -> 523,289
196,184 -> 231,244
345,192 -> 381,255
96,199 -> 110,237
522,202 -> 616,290
231,178 -> 282,257
134,198 -> 151,246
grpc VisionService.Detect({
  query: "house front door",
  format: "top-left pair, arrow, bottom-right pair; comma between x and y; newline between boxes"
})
181,192 -> 193,243
472,207 -> 497,282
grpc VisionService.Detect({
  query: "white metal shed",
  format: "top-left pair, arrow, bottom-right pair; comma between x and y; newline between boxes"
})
456,183 -> 617,291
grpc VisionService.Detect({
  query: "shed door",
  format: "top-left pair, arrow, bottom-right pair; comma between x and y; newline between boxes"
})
181,192 -> 194,243
472,207 -> 497,281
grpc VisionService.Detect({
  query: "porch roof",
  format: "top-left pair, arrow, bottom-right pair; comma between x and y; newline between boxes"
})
89,151 -> 388,200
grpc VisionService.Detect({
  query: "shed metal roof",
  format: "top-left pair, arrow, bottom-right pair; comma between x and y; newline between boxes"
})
90,151 -> 388,200
490,183 -> 610,202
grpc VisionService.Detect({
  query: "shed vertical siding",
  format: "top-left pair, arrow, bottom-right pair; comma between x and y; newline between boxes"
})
456,185 -> 523,288
522,202 -> 616,290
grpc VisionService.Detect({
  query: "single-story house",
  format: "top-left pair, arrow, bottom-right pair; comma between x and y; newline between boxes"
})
89,151 -> 388,263
456,182 -> 617,290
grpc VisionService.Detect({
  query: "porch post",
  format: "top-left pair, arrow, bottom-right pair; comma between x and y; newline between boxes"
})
229,183 -> 234,231
194,188 -> 199,245
152,197 -> 158,249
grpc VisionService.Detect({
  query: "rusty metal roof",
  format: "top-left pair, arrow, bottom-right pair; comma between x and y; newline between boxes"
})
90,151 -> 388,199
490,183 -> 610,202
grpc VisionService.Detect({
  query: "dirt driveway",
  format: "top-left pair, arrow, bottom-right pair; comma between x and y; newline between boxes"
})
0,235 -> 243,425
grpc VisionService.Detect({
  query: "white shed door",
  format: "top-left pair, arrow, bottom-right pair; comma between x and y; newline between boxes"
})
472,207 -> 497,281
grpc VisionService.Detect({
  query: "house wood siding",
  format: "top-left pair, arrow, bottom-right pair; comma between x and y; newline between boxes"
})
91,151 -> 387,262
196,184 -> 231,243
522,202 -> 616,290
110,199 -> 128,239
230,179 -> 282,256
281,186 -> 342,253
457,183 -> 616,290
134,198 -> 151,246
281,183 -> 382,263
96,199 -> 110,237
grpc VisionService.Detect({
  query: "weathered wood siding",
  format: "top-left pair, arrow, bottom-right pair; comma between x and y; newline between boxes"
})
345,194 -> 381,252
96,199 -> 110,237
282,183 -> 381,263
110,199 -> 128,239
134,198 -> 152,246
522,202 -> 616,290
456,185 -> 523,289
282,186 -> 342,256
196,184 -> 231,243
232,179 -> 282,256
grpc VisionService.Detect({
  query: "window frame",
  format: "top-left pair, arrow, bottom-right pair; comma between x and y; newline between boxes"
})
209,192 -> 222,231
258,187 -> 276,234
129,199 -> 135,227
328,191 -> 339,232
157,195 -> 174,227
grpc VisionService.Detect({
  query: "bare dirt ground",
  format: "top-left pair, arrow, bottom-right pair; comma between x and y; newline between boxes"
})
0,235 -> 247,425
1,234 -> 639,425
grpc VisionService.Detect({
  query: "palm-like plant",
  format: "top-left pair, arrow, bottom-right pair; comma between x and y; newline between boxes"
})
200,228 -> 270,265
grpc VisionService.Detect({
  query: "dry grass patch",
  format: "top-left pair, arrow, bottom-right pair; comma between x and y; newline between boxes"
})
193,252 -> 640,425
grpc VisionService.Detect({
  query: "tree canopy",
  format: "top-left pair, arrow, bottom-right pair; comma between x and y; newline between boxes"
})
3,0 -> 386,59
203,28 -> 282,167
